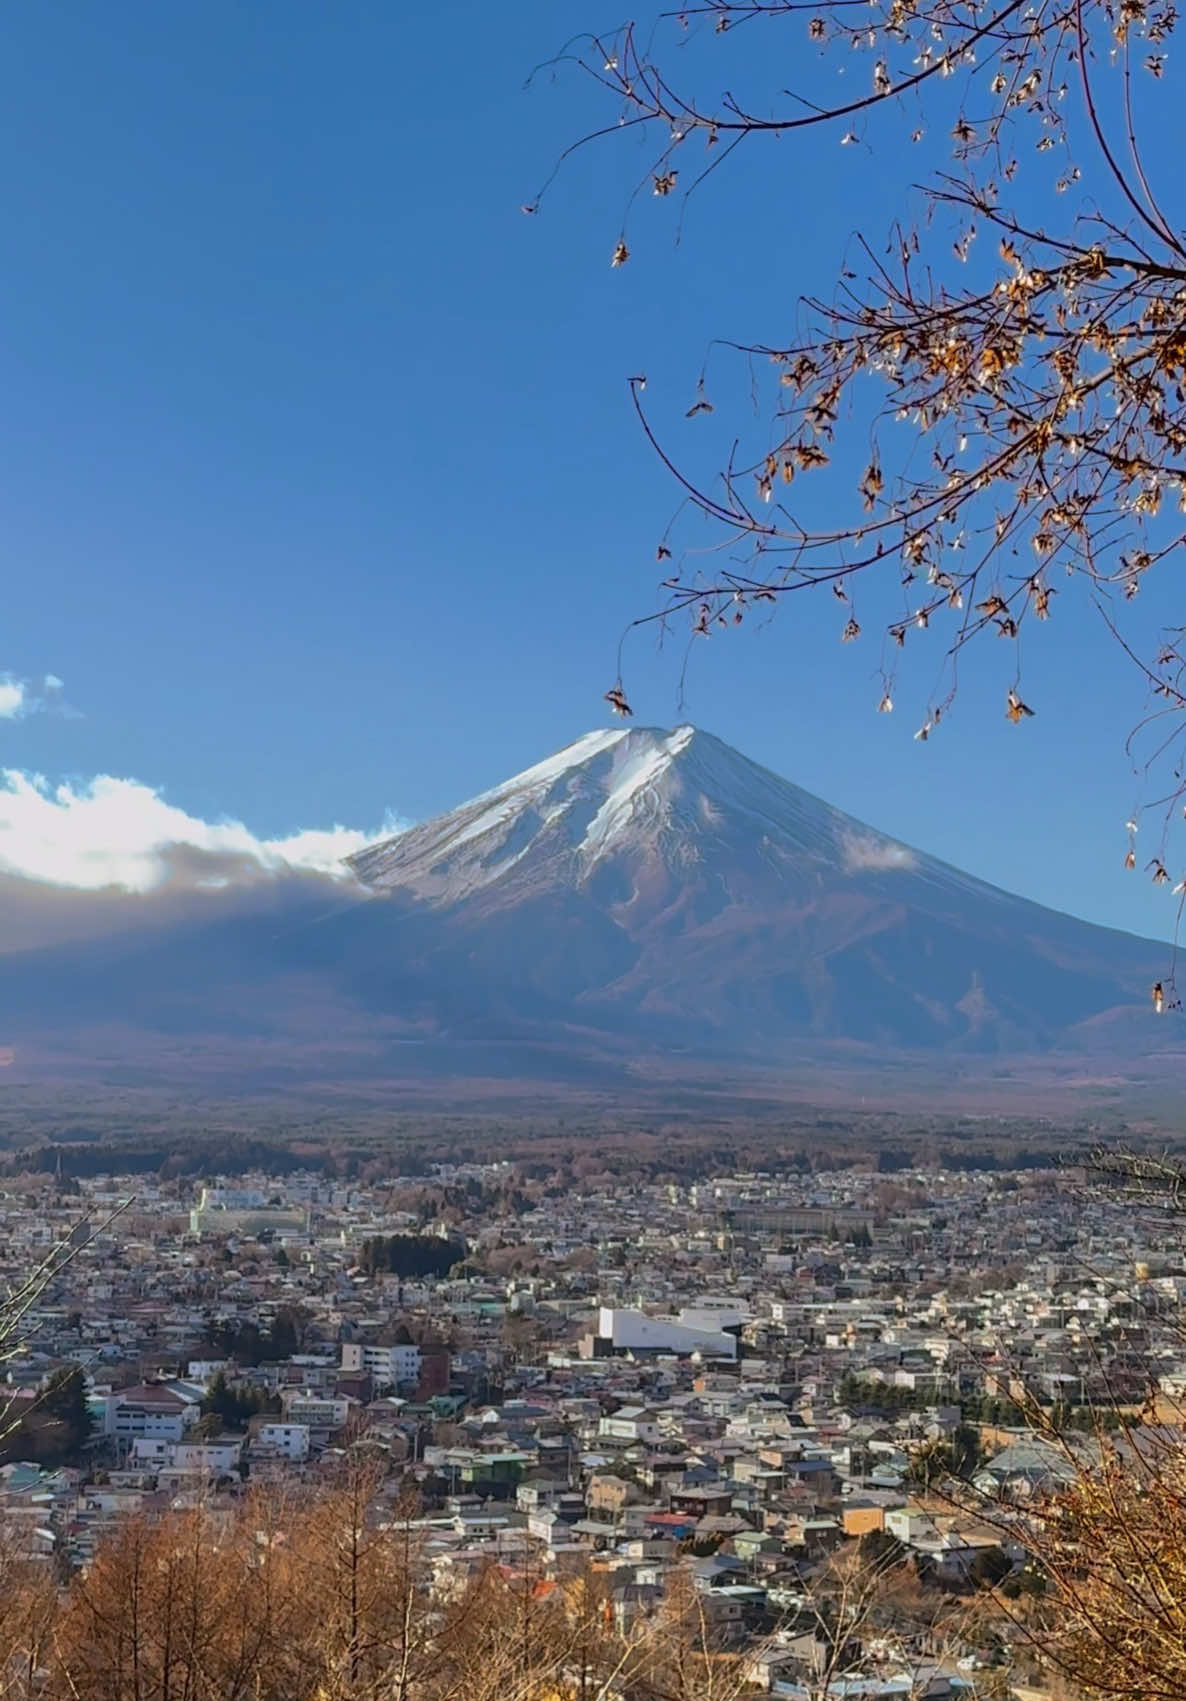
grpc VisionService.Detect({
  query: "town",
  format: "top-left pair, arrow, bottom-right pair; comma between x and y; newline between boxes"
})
2,1147 -> 1176,1698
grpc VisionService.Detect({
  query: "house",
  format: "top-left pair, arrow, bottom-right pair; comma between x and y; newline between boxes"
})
974,1437 -> 1087,1500
587,1473 -> 642,1518
433,1449 -> 530,1498
186,1360 -> 230,1387
252,1421 -> 311,1461
104,1383 -> 202,1443
129,1437 -> 172,1469
733,1528 -> 783,1564
170,1436 -> 245,1477
515,1474 -> 566,1512
772,1671 -> 973,1698
742,1649 -> 816,1693
696,1584 -> 769,1643
598,1407 -> 663,1446
279,1392 -> 352,1432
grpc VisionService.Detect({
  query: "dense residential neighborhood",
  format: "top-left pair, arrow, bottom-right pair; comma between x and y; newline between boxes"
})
1,1150 -> 1177,1696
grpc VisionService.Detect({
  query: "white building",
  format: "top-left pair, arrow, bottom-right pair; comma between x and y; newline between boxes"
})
679,1300 -> 750,1332
129,1437 -> 172,1468
595,1307 -> 737,1361
254,1422 -> 311,1462
280,1392 -> 352,1432
341,1341 -> 421,1387
104,1383 -> 203,1442
129,1435 -> 246,1477
170,1437 -> 245,1477
186,1360 -> 231,1387
598,1406 -> 664,1445
197,1187 -> 267,1211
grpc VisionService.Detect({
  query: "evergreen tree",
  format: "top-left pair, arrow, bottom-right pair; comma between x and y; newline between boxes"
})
41,1367 -> 93,1459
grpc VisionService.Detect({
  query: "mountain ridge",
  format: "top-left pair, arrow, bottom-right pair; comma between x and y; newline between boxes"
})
348,724 -> 1097,923
349,725 -> 932,904
341,724 -> 1163,1053
0,723 -> 1175,1097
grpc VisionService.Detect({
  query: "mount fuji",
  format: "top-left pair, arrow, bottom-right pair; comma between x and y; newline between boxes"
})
0,725 -> 1175,1100
345,724 -> 1165,1054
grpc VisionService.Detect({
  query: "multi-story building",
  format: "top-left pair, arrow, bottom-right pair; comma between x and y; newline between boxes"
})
280,1392 -> 352,1432
253,1421 -> 311,1461
103,1382 -> 202,1443
341,1341 -> 421,1388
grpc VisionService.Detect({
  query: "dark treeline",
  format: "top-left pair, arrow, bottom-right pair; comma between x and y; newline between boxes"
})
836,1376 -> 1128,1435
0,1368 -> 93,1467
0,1098 -> 1156,1198
199,1370 -> 280,1432
201,1306 -> 308,1364
2,1139 -> 313,1181
357,1234 -> 462,1278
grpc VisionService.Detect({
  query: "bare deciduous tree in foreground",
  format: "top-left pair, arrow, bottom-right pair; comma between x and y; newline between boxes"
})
0,1466 -> 1006,1701
534,0 -> 1186,896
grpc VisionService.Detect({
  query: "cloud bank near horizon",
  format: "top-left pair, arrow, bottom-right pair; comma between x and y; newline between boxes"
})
0,769 -> 404,893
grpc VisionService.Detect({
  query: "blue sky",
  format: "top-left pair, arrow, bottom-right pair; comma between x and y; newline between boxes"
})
0,0 -> 1179,938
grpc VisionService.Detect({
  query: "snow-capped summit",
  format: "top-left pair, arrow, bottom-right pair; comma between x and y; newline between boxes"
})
341,723 -> 1164,1056
0,724 -> 1171,1097
348,724 -> 919,906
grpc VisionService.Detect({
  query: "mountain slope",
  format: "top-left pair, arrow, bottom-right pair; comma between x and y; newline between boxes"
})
346,725 -> 1164,1054
0,724 -> 1173,1094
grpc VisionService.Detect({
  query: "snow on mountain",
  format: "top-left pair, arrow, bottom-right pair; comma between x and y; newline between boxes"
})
0,725 -> 1173,1097
344,724 -> 1167,1055
348,724 -> 924,904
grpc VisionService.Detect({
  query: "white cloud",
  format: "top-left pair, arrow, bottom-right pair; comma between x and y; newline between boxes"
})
0,770 -> 403,893
840,831 -> 917,874
0,672 -> 68,719
0,681 -> 27,718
